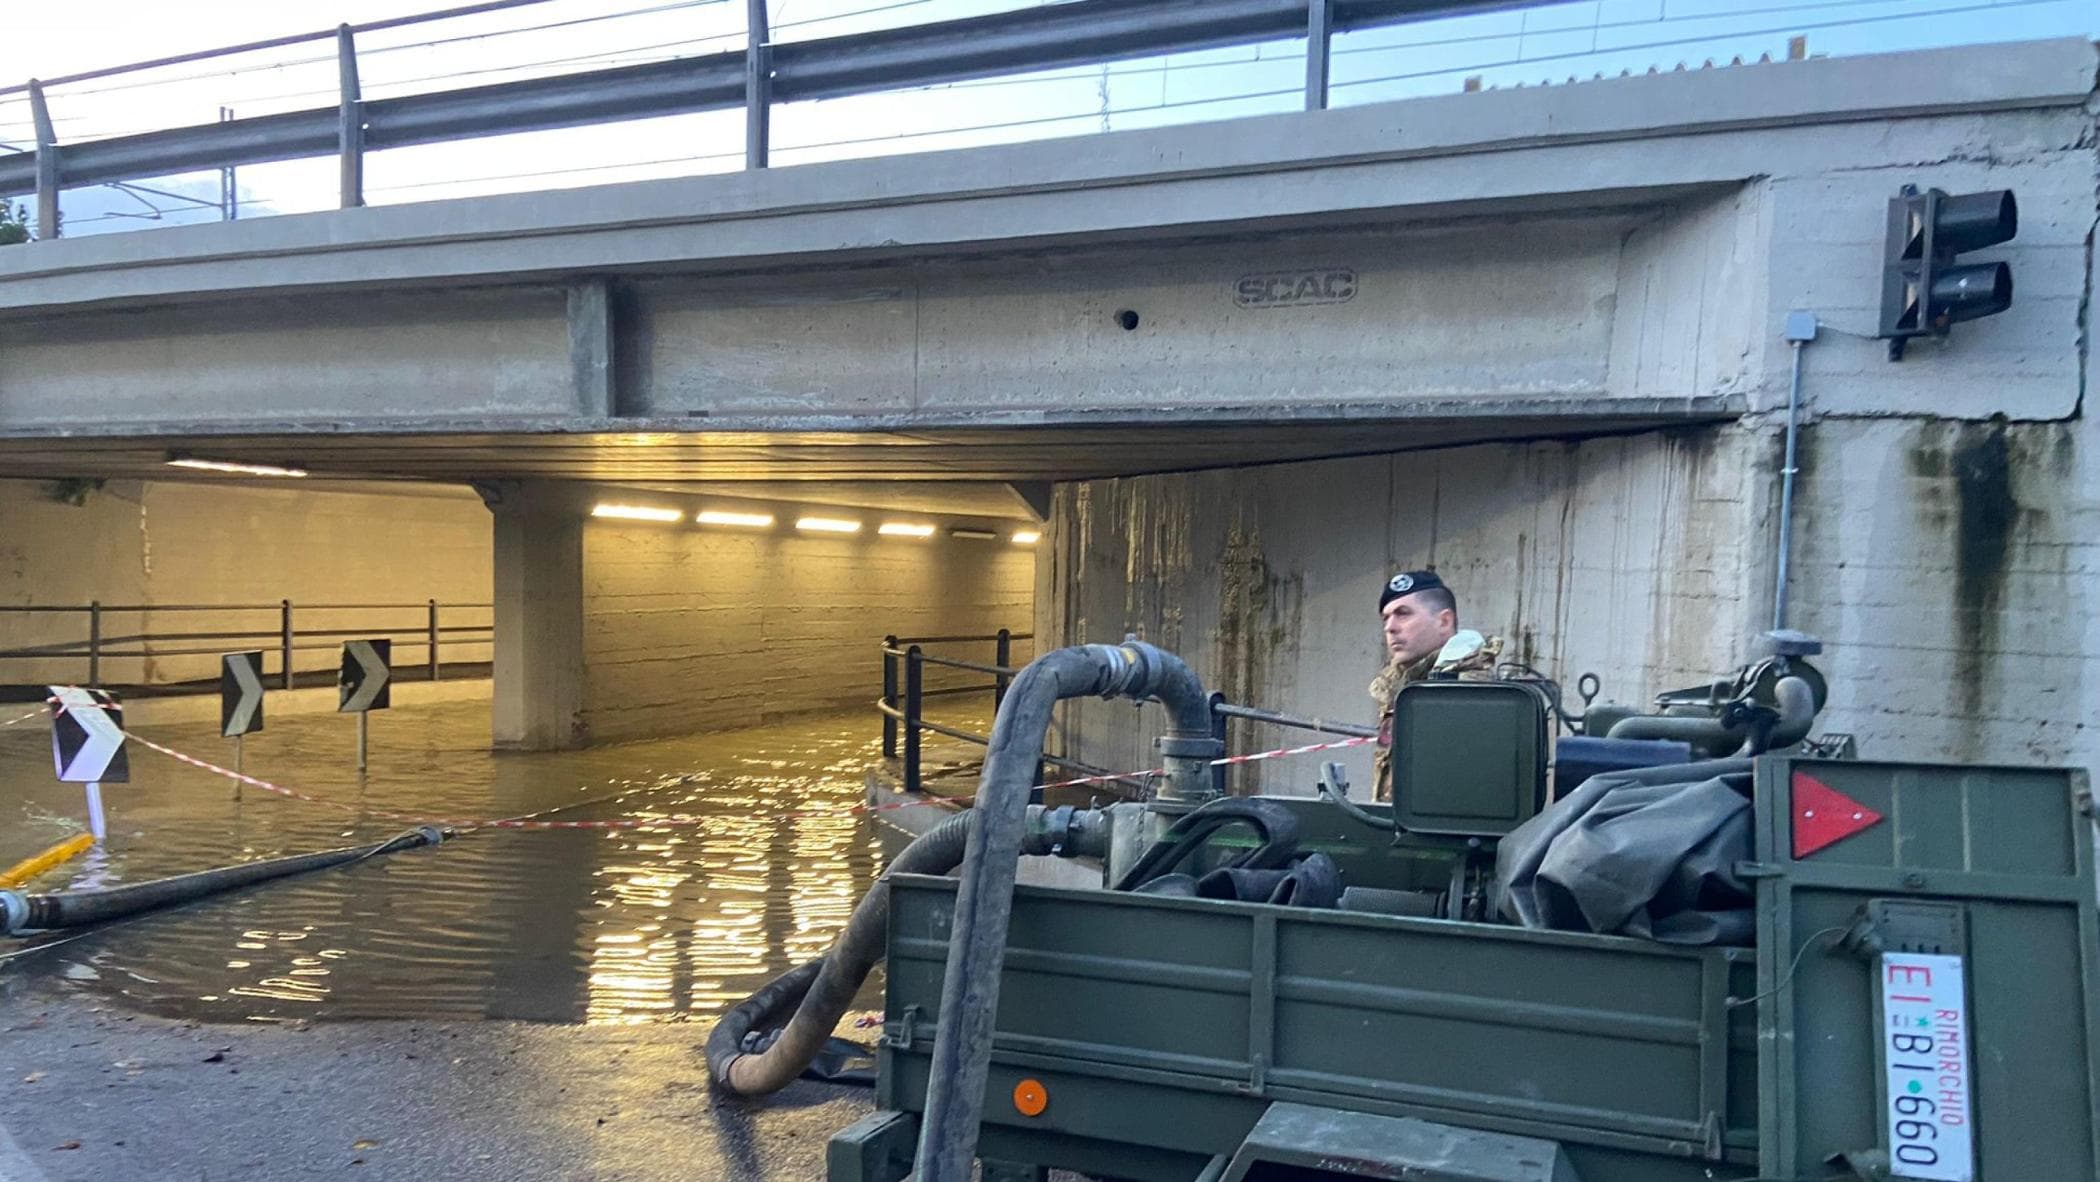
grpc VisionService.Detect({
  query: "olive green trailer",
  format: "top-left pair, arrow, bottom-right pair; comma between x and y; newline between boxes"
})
832,758 -> 2099,1181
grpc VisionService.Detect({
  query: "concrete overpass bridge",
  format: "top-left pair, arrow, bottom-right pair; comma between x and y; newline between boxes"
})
0,35 -> 2092,778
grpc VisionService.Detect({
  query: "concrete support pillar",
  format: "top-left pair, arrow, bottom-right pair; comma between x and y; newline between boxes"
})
487,480 -> 588,751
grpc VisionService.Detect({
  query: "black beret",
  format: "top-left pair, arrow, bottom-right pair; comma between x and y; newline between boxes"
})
1378,569 -> 1445,612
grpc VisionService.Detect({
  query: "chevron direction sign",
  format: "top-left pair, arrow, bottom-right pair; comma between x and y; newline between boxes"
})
48,686 -> 128,783
339,640 -> 391,714
221,651 -> 266,738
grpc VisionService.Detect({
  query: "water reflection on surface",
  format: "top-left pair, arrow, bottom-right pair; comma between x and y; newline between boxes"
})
0,699 -> 931,1025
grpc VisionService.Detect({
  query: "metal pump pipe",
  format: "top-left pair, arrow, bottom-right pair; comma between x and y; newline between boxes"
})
912,641 -> 1220,1181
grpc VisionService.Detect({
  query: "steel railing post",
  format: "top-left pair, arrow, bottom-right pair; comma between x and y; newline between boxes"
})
280,599 -> 295,690
904,644 -> 923,794
994,628 -> 1011,709
1208,691 -> 1230,797
744,0 -> 771,168
86,600 -> 101,685
27,80 -> 58,239
427,599 -> 440,681
1305,0 -> 1333,111
336,26 -> 364,208
881,634 -> 899,758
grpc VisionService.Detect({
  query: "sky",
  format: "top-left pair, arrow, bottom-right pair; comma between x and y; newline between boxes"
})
1,0 -> 2094,235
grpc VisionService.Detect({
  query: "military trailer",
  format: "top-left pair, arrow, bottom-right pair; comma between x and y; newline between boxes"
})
712,639 -> 2100,1182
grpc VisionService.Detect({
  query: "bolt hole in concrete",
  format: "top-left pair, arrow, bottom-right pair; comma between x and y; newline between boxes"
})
1114,308 -> 1140,331
0,700 -> 956,1026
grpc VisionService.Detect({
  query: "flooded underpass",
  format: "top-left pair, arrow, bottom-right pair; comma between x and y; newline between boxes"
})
0,697 -> 960,1027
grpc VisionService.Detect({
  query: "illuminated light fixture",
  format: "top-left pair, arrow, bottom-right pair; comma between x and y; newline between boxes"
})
592,503 -> 683,523
1011,530 -> 1041,546
166,456 -> 308,478
948,527 -> 999,540
877,522 -> 936,538
696,509 -> 775,529
796,516 -> 862,534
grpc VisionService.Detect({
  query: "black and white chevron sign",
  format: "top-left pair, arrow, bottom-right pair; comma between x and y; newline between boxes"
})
339,639 -> 391,713
221,651 -> 266,738
48,686 -> 128,783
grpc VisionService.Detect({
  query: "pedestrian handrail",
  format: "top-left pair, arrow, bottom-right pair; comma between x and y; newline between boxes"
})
878,630 -> 1376,800
0,0 -> 1505,238
0,598 -> 493,689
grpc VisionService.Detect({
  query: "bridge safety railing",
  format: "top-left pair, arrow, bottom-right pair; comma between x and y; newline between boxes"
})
0,0 -> 1508,240
878,630 -> 1376,800
0,599 -> 494,694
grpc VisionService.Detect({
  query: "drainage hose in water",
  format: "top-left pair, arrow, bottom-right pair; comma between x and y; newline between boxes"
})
0,826 -> 449,936
706,809 -> 974,1096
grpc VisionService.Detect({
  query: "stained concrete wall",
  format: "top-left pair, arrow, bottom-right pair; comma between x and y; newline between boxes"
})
1045,409 -> 2099,788
1034,40 -> 2100,792
578,518 -> 1034,744
1042,428 -> 1768,795
0,478 -> 493,686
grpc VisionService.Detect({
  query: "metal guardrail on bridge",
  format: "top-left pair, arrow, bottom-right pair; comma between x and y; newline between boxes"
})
877,630 -> 1376,799
0,599 -> 494,692
0,0 -> 1524,238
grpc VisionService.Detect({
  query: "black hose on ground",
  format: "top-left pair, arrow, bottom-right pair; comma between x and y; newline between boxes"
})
0,827 -> 448,935
706,809 -> 973,1097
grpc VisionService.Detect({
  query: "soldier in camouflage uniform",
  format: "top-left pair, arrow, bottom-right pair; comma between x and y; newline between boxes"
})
1368,570 -> 1504,802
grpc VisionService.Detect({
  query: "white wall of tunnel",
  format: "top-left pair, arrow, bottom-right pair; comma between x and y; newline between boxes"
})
489,481 -> 1036,749
0,478 -> 494,688
0,476 -> 1035,751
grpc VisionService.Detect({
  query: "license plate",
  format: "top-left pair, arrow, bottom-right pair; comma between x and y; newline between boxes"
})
1880,953 -> 1975,1182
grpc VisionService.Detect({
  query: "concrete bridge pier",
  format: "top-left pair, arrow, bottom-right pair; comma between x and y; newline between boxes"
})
488,480 -> 588,751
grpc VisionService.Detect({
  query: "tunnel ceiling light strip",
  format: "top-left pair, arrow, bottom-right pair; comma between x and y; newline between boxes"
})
696,509 -> 776,528
165,456 -> 309,478
877,522 -> 936,538
592,503 -> 683,523
948,528 -> 999,540
1012,530 -> 1041,545
796,516 -> 862,534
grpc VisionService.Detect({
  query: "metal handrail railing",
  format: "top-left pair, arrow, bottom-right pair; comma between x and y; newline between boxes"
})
0,0 -> 1507,236
0,598 -> 493,689
877,629 -> 1375,800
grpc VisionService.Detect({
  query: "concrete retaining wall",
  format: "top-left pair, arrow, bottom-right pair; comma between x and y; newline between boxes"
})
579,518 -> 1033,743
0,478 -> 494,687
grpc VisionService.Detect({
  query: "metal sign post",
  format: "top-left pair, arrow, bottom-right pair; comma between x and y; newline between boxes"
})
339,639 -> 391,773
221,650 -> 265,800
48,685 -> 128,843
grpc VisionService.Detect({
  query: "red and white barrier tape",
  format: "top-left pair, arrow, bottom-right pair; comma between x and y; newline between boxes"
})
34,688 -> 1369,829
123,730 -> 959,830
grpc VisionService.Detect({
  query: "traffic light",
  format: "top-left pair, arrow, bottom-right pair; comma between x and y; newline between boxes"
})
1878,185 -> 2016,360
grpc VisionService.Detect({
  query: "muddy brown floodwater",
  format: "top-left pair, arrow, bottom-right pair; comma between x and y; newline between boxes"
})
0,698 -> 945,1026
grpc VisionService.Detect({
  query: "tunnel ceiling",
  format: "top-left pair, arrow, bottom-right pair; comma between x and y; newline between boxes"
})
0,406 -> 1737,504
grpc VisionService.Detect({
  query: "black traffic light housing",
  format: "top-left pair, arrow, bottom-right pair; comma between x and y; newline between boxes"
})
1879,185 -> 2016,360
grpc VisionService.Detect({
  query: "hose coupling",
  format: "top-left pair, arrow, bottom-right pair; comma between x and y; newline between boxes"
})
1080,642 -> 1146,700
414,825 -> 448,846
0,890 -> 28,936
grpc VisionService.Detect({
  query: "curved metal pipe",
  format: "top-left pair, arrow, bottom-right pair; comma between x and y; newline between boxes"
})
914,641 -> 1215,1181
1604,712 -> 1747,751
1744,675 -> 1817,755
1,827 -> 446,935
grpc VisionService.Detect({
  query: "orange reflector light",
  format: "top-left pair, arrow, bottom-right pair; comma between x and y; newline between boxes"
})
1012,1078 -> 1048,1118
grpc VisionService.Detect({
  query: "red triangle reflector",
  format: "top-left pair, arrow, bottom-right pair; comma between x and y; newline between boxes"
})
1791,771 -> 1884,859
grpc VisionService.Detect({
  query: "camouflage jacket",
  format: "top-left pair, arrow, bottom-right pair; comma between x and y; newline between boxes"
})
1369,631 -> 1504,802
